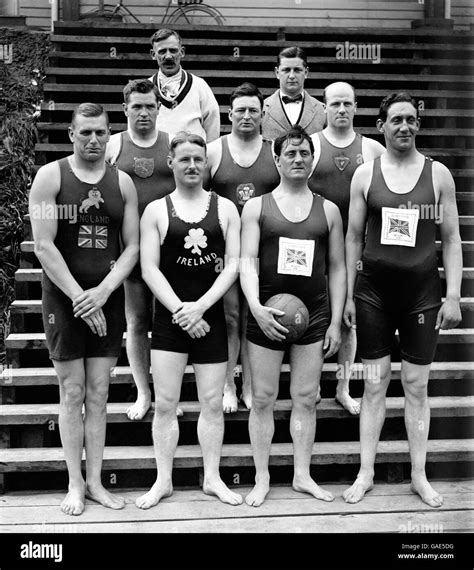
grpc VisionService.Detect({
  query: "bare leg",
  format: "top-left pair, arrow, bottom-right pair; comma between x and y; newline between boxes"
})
245,341 -> 283,507
124,279 -> 152,420
401,360 -> 443,508
222,283 -> 240,413
335,325 -> 360,414
54,359 -> 86,516
289,342 -> 334,502
239,296 -> 252,410
84,357 -> 125,510
343,356 -> 391,504
195,362 -> 242,505
136,350 -> 187,510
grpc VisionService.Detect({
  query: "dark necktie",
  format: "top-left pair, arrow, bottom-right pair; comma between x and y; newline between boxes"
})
281,94 -> 303,104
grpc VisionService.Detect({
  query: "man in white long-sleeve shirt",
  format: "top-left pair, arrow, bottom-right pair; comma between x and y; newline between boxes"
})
148,28 -> 220,142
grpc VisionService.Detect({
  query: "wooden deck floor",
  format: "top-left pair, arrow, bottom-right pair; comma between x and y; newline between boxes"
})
2,480 -> 473,534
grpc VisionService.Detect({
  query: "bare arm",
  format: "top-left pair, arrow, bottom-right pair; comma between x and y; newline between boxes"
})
323,200 -> 346,357
140,200 -> 183,313
174,198 -> 241,329
72,170 -> 140,318
206,138 -> 222,180
240,197 -> 287,341
344,163 -> 370,327
361,137 -> 385,161
309,133 -> 321,176
29,162 -> 84,300
105,133 -> 122,164
435,161 -> 462,329
201,81 -> 220,143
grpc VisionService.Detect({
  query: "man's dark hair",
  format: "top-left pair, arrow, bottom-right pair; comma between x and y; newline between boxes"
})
71,102 -> 109,128
277,46 -> 308,67
273,125 -> 314,157
378,92 -> 418,122
150,28 -> 182,47
229,82 -> 264,110
123,79 -> 160,105
169,131 -> 207,157
323,82 -> 357,104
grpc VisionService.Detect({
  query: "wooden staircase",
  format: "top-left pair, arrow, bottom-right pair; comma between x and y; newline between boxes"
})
1,22 -> 473,493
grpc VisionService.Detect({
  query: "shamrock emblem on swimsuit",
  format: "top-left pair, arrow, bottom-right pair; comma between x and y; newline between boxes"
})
184,227 -> 208,255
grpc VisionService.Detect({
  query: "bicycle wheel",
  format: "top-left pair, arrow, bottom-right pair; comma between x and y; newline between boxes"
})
165,5 -> 225,25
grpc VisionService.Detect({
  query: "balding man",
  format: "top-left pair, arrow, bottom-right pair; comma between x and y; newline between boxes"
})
309,82 -> 385,415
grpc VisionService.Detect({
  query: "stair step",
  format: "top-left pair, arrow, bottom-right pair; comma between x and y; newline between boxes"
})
20,240 -> 474,253
1,439 -> 473,472
6,329 -> 474,350
1,396 -> 473,425
42,83 -> 474,100
14,267 -> 474,283
2,362 -> 472,386
10,297 -> 474,315
39,100 -> 474,116
10,297 -> 474,314
34,120 -> 474,138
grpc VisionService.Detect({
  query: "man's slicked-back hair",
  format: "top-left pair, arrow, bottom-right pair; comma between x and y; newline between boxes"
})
229,82 -> 264,110
274,125 -> 314,157
123,79 -> 160,105
71,102 -> 109,129
277,46 -> 308,67
150,28 -> 182,47
378,92 -> 418,122
169,131 -> 207,157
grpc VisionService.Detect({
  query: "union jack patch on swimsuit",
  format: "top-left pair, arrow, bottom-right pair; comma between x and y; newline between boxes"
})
78,225 -> 108,249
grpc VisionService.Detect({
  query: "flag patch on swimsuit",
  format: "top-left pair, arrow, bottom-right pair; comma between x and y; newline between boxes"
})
277,237 -> 315,277
78,225 -> 108,249
380,207 -> 419,247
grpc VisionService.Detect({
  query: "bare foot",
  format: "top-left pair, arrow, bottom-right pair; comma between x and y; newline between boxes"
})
85,483 -> 125,510
135,480 -> 173,510
245,477 -> 270,507
126,392 -> 151,421
343,473 -> 374,504
223,384 -> 239,414
411,474 -> 443,508
335,391 -> 360,415
61,484 -> 85,516
203,477 -> 243,505
240,381 -> 252,410
293,475 -> 334,502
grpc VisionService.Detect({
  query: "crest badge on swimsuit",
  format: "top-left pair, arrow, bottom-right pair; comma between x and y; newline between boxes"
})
236,182 -> 255,206
78,188 -> 104,213
133,157 -> 154,178
334,155 -> 350,172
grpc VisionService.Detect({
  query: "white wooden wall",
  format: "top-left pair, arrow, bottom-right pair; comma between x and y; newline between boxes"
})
16,0 -> 474,31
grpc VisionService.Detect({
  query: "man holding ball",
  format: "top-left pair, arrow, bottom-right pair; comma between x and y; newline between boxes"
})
240,125 -> 346,506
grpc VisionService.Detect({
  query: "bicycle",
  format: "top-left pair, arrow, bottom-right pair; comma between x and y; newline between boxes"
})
79,0 -> 225,25
163,0 -> 226,25
79,0 -> 141,23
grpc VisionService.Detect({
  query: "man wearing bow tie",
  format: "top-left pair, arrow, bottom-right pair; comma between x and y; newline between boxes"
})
262,46 -> 325,140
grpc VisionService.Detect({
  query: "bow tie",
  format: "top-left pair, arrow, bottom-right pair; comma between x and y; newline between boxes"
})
282,94 -> 303,104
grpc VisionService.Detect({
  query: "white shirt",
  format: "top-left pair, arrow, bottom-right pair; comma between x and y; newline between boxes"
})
280,92 -> 303,125
158,68 -> 183,100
